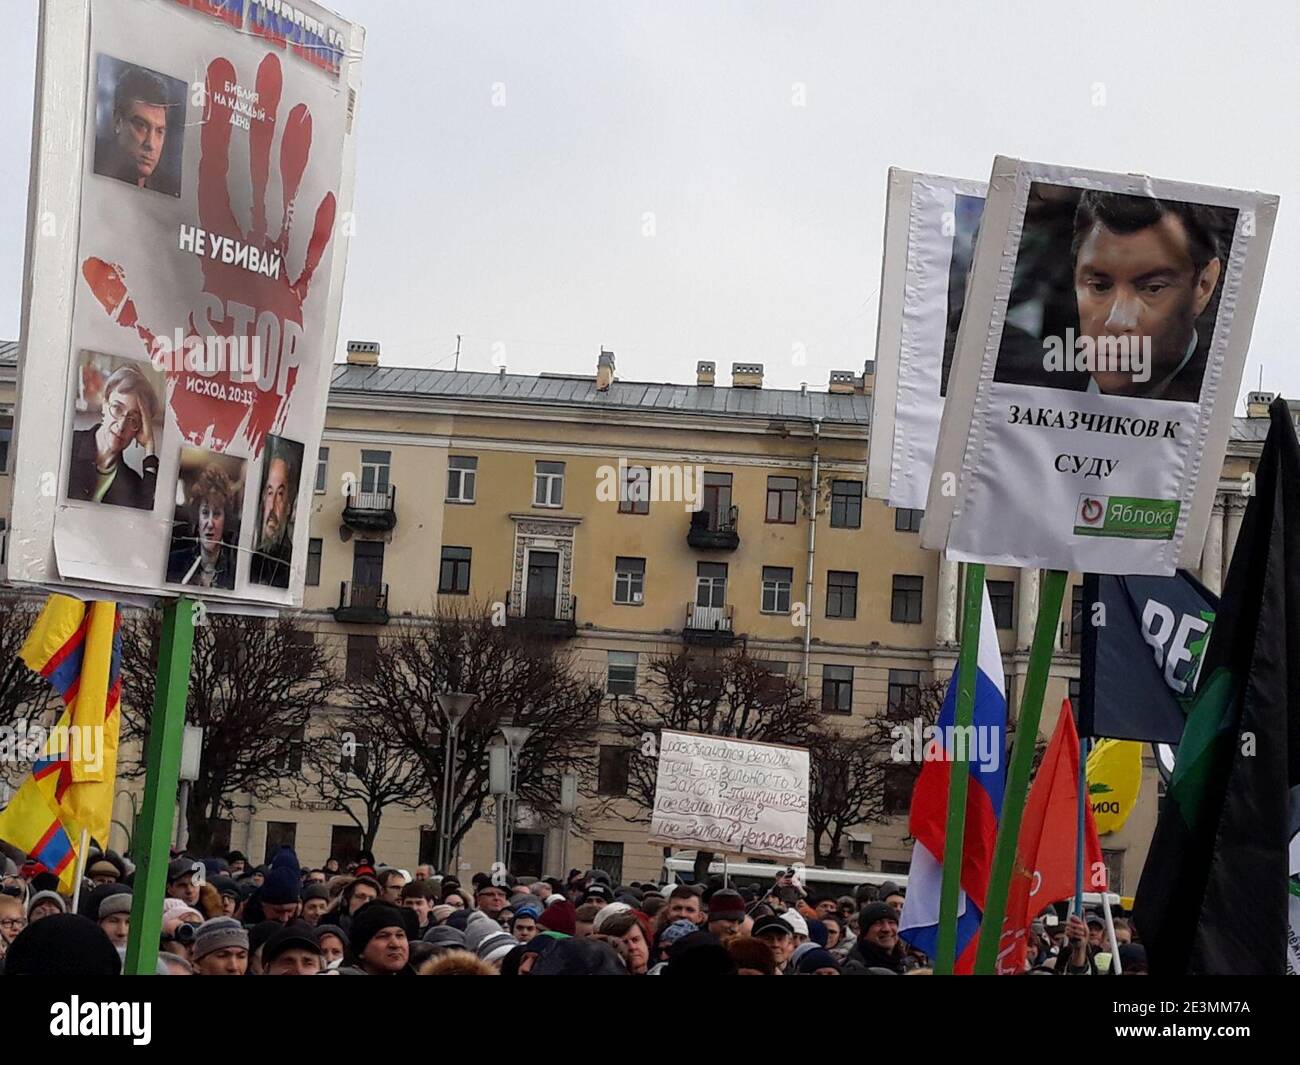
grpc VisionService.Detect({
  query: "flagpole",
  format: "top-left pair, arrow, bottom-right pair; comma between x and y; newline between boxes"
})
69,826 -> 90,912
1073,735 -> 1090,916
1100,886 -> 1122,975
934,562 -> 985,975
974,568 -> 1068,974
124,597 -> 195,976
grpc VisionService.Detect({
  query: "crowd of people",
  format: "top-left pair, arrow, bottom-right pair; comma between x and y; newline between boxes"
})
0,846 -> 1147,975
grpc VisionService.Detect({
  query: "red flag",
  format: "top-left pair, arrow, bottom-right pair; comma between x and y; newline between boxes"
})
995,700 -> 1105,974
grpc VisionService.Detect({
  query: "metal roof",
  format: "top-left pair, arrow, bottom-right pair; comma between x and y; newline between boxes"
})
330,363 -> 873,426
0,341 -> 17,365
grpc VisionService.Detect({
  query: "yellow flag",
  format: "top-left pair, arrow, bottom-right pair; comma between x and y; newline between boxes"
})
1086,739 -> 1143,835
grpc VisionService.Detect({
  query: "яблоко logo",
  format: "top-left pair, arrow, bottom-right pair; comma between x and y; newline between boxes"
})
1077,494 -> 1107,527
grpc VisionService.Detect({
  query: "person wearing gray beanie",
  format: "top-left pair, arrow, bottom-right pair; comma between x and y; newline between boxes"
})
192,916 -> 249,976
26,890 -> 67,922
476,930 -> 518,968
422,924 -> 466,952
96,889 -> 133,948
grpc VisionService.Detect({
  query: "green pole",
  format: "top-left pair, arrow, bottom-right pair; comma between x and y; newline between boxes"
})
934,562 -> 985,975
124,597 -> 195,976
974,568 -> 1068,975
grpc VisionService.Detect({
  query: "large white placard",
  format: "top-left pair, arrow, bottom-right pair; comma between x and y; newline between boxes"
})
923,157 -> 1277,575
648,730 -> 809,861
868,169 -> 986,509
9,0 -> 363,609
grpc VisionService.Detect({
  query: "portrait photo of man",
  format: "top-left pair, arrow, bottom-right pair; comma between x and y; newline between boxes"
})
65,353 -> 165,511
92,55 -> 186,197
250,436 -> 304,589
993,183 -> 1238,403
166,449 -> 246,592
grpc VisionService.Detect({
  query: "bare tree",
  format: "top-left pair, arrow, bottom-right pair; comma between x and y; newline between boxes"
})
605,646 -> 822,880
341,603 -> 604,866
807,679 -> 947,866
0,596 -> 58,732
119,611 -> 336,854
296,710 -> 427,854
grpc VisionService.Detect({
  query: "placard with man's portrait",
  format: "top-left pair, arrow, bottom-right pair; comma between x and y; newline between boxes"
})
91,55 -> 187,197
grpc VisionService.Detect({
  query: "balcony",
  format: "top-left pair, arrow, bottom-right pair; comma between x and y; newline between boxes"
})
687,505 -> 740,550
342,484 -> 397,532
335,581 -> 389,625
682,602 -> 737,646
505,590 -> 577,639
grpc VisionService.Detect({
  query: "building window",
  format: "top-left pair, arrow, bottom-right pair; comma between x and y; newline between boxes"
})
883,766 -> 918,815
1069,677 -> 1081,707
592,841 -> 624,884
761,566 -> 793,614
511,831 -> 545,880
821,664 -> 853,715
0,426 -> 12,474
439,546 -> 472,594
887,669 -> 921,718
339,726 -> 370,777
270,727 -> 305,774
360,449 -> 391,496
1070,584 -> 1085,654
447,456 -> 477,503
1101,849 -> 1125,895
988,580 -> 1015,630
895,508 -> 924,533
598,746 -> 632,796
607,651 -> 637,695
618,465 -> 650,514
263,821 -> 298,864
766,475 -> 798,524
830,480 -> 862,528
534,461 -> 565,507
701,472 -> 733,530
314,446 -> 328,493
849,839 -> 867,863
306,538 -> 322,586
891,575 -> 924,624
696,562 -> 728,607
613,557 -> 645,605
0,518 -> 6,567
346,634 -> 379,682
330,825 -> 362,866
826,570 -> 858,619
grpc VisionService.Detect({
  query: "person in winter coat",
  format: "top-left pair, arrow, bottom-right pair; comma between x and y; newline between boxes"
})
844,903 -> 908,974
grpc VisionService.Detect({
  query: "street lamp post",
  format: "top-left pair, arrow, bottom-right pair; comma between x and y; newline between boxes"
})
434,692 -> 476,875
491,714 -> 533,872
558,771 -> 578,880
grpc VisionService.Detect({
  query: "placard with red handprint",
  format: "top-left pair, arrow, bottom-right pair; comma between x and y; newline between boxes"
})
23,0 -> 360,606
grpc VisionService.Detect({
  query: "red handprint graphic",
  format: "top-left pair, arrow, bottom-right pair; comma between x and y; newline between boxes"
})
81,52 -> 337,456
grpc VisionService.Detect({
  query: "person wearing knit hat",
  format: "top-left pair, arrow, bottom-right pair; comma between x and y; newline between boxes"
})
96,888 -> 133,948
536,898 -> 576,937
422,924 -> 466,953
476,930 -> 518,968
844,901 -> 906,974
531,936 -> 627,976
590,901 -> 632,935
208,874 -> 240,918
246,919 -> 283,975
706,889 -> 745,940
192,916 -> 249,976
161,898 -> 205,962
462,909 -> 502,954
343,901 -> 413,975
664,930 -> 736,976
263,920 -> 324,975
727,935 -> 777,975
4,913 -> 121,975
250,862 -> 302,925
26,890 -> 67,923
166,858 -> 202,906
226,851 -> 248,876
316,923 -> 350,969
300,883 -> 331,926
511,900 -> 541,942
793,946 -> 842,975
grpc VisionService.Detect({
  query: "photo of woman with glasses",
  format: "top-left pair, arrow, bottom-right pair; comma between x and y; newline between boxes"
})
65,352 -> 164,511
165,447 -> 245,591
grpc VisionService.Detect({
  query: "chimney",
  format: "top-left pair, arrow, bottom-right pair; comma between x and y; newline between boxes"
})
1246,390 -> 1275,418
860,358 -> 875,397
731,362 -> 763,389
696,360 -> 716,387
596,349 -> 616,391
346,340 -> 379,367
828,370 -> 857,395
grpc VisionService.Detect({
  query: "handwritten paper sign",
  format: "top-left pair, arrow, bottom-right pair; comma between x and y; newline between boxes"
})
648,730 -> 809,860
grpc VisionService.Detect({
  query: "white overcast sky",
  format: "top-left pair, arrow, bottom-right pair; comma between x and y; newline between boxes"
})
1,0 -> 1296,411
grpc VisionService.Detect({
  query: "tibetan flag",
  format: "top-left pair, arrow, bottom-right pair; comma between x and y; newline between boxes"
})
0,772 -> 77,894
899,586 -> 1007,973
1135,399 -> 1300,974
994,700 -> 1104,974
18,595 -> 123,846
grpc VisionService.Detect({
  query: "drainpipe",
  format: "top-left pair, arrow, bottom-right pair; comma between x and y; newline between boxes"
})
802,420 -> 821,694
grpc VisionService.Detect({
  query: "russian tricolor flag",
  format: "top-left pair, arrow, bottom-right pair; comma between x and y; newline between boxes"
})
898,587 -> 1006,973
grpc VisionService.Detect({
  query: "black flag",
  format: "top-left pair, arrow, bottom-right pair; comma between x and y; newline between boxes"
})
1134,398 -> 1300,974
